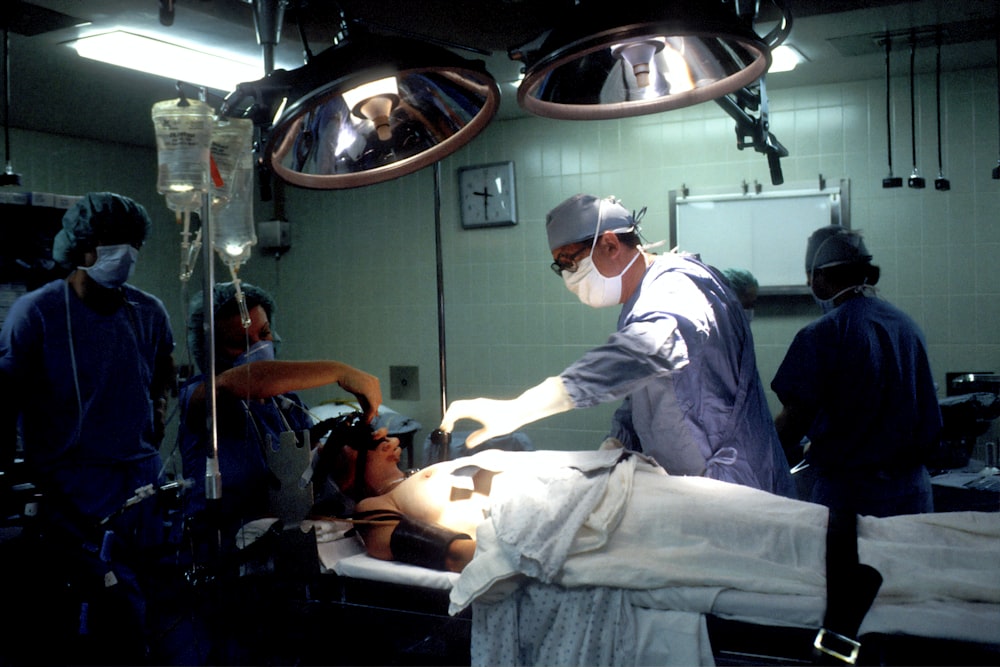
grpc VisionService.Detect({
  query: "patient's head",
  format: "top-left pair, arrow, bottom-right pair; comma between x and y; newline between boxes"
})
337,435 -> 405,500
311,413 -> 406,515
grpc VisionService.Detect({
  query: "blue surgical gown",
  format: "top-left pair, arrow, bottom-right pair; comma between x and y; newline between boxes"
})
0,279 -> 174,523
771,294 -> 941,516
560,254 -> 795,497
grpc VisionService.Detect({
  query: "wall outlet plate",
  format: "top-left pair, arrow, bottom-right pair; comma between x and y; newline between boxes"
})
390,365 -> 419,401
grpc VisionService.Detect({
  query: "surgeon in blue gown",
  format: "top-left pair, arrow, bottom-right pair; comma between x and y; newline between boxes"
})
441,194 -> 795,497
771,225 -> 941,517
0,192 -> 185,664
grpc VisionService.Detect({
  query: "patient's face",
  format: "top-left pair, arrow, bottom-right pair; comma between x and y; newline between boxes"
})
339,432 -> 405,498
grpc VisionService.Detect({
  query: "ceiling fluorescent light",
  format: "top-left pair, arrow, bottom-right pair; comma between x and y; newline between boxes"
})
69,30 -> 262,92
769,44 -> 805,73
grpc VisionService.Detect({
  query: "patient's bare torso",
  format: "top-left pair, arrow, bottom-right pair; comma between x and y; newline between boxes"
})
358,459 -> 500,536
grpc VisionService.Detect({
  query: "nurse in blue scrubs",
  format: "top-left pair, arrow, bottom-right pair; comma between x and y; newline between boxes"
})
0,193 -> 181,663
771,225 -> 941,517
441,194 -> 795,497
177,281 -> 383,544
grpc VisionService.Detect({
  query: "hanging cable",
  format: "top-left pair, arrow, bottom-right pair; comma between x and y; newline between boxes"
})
907,35 -> 925,188
993,29 -> 999,180
934,31 -> 950,191
882,34 -> 901,188
1,28 -> 22,186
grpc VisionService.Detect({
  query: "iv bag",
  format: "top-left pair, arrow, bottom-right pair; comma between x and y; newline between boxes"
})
151,98 -> 213,198
211,127 -> 256,269
210,118 -> 254,208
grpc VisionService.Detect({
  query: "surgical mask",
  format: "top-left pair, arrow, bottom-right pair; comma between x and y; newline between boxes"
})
233,340 -> 275,367
812,285 -> 860,314
83,244 -> 138,289
563,252 -> 640,308
744,308 -> 755,322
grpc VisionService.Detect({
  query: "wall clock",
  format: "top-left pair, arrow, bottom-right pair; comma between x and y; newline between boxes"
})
458,161 -> 517,228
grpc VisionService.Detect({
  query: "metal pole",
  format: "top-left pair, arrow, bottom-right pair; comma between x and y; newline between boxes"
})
202,192 -> 222,500
431,162 -> 451,462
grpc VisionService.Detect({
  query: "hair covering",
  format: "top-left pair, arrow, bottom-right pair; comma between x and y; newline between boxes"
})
805,225 -> 872,272
546,194 -> 637,251
52,192 -> 152,268
187,281 -> 278,373
722,268 -> 758,293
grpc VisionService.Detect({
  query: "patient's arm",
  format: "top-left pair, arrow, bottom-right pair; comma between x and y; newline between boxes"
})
356,495 -> 476,573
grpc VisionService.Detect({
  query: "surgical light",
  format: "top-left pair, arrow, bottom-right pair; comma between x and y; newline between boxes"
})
68,30 -> 265,92
510,0 -> 792,121
769,45 -> 805,73
219,24 -> 500,190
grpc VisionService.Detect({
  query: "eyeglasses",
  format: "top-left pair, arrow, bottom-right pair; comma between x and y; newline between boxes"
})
550,245 -> 590,276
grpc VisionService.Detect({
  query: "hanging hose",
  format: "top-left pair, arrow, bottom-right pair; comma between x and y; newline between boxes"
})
882,34 -> 902,188
993,30 -> 999,180
934,33 -> 950,191
1,28 -> 22,186
907,36 -> 925,188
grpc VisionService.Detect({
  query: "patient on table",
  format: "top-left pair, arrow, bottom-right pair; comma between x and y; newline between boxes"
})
318,427 -> 1000,615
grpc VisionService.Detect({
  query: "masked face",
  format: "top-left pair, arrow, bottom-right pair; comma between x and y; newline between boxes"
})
232,339 -> 276,367
83,244 -> 138,289
561,228 -> 642,309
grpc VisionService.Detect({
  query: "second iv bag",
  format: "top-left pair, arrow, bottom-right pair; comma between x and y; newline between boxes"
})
211,116 -> 257,328
211,117 -> 256,268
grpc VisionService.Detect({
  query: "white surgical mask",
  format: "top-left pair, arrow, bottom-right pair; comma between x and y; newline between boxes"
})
563,251 -> 640,308
83,244 -> 138,289
233,340 -> 275,367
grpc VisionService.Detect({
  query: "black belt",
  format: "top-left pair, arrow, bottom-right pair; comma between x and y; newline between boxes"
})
813,510 -> 884,664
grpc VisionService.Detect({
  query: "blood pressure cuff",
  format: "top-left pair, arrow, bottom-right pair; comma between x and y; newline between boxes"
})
389,514 -> 472,571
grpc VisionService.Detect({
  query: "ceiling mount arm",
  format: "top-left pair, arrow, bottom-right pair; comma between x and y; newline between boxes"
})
715,76 -> 788,186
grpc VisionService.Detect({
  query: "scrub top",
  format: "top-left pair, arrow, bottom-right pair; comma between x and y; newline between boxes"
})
0,279 -> 174,522
560,253 -> 795,497
771,294 -> 941,516
177,375 -> 314,536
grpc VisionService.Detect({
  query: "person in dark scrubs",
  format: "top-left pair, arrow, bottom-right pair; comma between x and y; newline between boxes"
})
771,225 -> 942,517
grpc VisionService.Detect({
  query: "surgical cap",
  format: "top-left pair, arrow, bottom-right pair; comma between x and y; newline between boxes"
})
52,192 -> 152,268
546,194 -> 636,251
805,225 -> 872,272
722,268 -> 758,293
187,281 -> 278,374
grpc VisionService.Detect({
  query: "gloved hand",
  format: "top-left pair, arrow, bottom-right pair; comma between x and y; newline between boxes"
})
439,376 -> 574,448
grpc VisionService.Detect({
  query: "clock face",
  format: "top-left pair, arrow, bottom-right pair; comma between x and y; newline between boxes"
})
458,161 -> 517,228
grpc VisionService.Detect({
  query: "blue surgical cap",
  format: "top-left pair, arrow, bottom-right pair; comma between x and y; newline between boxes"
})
546,194 -> 636,251
187,281 -> 278,374
52,192 -> 152,268
805,225 -> 872,272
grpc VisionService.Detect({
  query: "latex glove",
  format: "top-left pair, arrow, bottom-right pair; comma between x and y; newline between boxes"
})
439,376 -> 574,449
